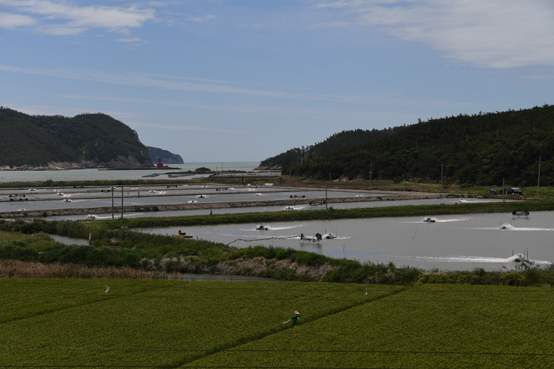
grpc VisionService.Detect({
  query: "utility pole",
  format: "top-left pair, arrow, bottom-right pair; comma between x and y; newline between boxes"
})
111,187 -> 114,219
537,156 -> 542,195
121,186 -> 124,219
439,161 -> 445,192
326,173 -> 330,209
369,161 -> 373,190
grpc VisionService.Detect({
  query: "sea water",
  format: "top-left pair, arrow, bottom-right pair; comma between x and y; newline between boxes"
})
0,162 -> 260,183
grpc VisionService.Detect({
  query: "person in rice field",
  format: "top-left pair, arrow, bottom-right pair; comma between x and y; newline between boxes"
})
291,310 -> 300,326
283,311 -> 301,327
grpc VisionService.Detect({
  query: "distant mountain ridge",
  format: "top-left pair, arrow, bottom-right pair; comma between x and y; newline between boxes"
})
146,146 -> 184,165
0,107 -> 153,170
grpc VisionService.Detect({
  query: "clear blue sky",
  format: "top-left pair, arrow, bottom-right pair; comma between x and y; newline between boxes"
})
1,0 -> 554,163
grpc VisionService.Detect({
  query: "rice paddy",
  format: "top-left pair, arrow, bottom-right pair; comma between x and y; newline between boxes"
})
1,279 -> 553,368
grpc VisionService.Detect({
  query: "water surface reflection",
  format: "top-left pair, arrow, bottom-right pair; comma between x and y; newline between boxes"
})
142,211 -> 553,271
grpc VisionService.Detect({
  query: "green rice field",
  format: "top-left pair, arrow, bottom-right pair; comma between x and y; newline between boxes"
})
1,279 -> 553,368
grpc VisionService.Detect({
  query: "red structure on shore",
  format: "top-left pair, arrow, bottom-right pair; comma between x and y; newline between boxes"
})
157,157 -> 163,168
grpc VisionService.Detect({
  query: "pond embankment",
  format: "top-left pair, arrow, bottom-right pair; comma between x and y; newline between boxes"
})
0,192 -> 442,218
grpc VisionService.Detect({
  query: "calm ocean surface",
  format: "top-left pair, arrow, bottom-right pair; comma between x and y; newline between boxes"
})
0,162 -> 260,183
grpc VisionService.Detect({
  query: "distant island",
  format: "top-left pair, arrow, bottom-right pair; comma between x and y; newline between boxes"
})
146,146 -> 184,165
0,107 -> 153,170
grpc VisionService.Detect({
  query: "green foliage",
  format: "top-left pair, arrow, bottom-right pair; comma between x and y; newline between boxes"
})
0,280 -> 385,367
190,284 -> 554,368
0,107 -> 152,167
284,104 -> 554,185
146,146 -> 184,164
261,127 -> 405,168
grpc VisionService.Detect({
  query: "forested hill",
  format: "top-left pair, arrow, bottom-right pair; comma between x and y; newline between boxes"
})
286,104 -> 554,186
146,146 -> 184,165
0,107 -> 153,169
259,127 -> 406,168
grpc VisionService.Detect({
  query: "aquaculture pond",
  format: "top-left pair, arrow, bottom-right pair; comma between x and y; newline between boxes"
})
141,210 -> 554,271
47,197 -> 507,221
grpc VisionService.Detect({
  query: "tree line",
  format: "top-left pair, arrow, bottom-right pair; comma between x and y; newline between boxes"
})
280,104 -> 554,186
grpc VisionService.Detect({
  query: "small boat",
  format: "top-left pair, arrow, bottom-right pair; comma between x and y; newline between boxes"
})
142,173 -> 160,178
256,225 -> 269,231
423,217 -> 436,223
175,231 -> 193,238
85,214 -> 97,220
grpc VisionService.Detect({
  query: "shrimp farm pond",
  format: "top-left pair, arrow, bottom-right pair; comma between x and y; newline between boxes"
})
140,210 -> 554,271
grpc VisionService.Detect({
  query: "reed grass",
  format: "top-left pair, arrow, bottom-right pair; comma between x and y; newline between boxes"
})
0,260 -> 170,279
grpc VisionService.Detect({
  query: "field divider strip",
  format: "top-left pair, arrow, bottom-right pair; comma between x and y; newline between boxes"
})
173,287 -> 412,369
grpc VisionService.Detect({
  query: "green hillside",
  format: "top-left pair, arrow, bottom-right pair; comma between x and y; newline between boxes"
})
0,107 -> 152,168
259,127 -> 405,168
147,146 -> 184,164
287,104 -> 554,186
1,279 -> 552,368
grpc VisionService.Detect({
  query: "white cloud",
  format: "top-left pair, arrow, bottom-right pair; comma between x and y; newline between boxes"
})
0,64 -> 290,98
0,0 -> 155,35
0,64 -> 469,108
311,0 -> 554,68
56,93 -> 462,120
187,14 -> 216,23
0,11 -> 36,29
115,36 -> 147,44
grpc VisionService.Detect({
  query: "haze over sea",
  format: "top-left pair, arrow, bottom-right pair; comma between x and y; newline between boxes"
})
0,162 -> 260,183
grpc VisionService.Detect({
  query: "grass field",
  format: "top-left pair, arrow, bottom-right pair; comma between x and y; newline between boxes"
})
1,279 -> 553,368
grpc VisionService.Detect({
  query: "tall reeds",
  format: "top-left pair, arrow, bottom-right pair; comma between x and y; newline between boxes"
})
0,260 -> 171,279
